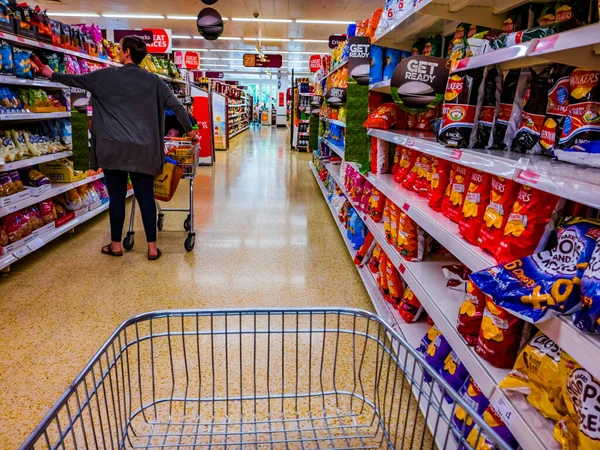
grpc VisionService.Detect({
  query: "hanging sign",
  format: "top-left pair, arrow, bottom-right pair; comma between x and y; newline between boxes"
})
141,28 -> 172,53
325,87 -> 346,105
112,29 -> 154,45
174,51 -> 199,69
243,54 -> 282,68
390,55 -> 449,111
328,34 -> 346,49
309,55 -> 322,72
200,71 -> 224,79
347,36 -> 370,85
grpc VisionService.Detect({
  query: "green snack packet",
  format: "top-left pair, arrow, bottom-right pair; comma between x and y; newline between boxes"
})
411,39 -> 425,56
423,34 -> 442,57
489,25 -> 558,50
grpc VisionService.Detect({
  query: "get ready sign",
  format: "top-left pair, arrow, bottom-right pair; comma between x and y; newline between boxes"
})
174,51 -> 200,69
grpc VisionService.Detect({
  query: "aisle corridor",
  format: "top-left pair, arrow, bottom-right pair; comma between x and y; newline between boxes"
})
0,127 -> 373,447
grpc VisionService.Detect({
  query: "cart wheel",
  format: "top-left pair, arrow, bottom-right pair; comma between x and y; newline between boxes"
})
157,214 -> 164,231
123,233 -> 135,251
183,215 -> 191,231
184,234 -> 195,252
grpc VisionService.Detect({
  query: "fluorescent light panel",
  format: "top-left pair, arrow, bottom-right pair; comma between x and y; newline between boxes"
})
47,12 -> 100,17
167,15 -> 228,20
243,37 -> 290,42
193,36 -> 241,40
172,35 -> 192,39
292,39 -> 329,43
295,19 -> 354,24
232,17 -> 292,23
102,13 -> 164,19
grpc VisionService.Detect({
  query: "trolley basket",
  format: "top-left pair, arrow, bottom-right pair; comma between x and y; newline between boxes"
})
20,308 -> 512,449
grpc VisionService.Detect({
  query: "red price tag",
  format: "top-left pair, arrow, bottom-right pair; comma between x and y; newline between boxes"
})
532,34 -> 559,54
17,37 -> 24,43
517,169 -> 541,184
450,149 -> 463,160
455,58 -> 469,70
402,202 -> 410,212
398,264 -> 406,274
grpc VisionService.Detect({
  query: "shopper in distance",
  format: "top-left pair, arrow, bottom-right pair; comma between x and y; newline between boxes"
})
40,36 -> 196,261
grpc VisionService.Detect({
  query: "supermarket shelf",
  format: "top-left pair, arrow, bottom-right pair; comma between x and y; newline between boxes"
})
229,126 -> 249,139
0,75 -> 66,89
0,190 -> 133,272
0,173 -> 105,218
298,119 -> 310,124
320,117 -> 346,127
156,73 -> 186,84
321,137 -> 345,158
298,131 -> 309,136
453,23 -> 600,72
368,128 -> 600,210
369,79 -> 391,94
228,104 -> 247,108
317,59 -> 348,83
0,151 -> 73,172
298,92 -> 314,96
0,111 -> 71,121
0,31 -> 120,66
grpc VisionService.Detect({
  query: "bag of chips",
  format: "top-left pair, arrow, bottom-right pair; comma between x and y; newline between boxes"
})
368,243 -> 383,274
427,157 -> 451,212
473,67 -> 501,149
369,45 -> 384,84
385,257 -> 404,305
478,176 -> 520,256
398,286 -> 423,322
383,48 -> 401,81
439,351 -> 469,403
417,325 -> 436,357
540,65 -> 572,156
39,199 -> 56,224
492,70 -> 521,150
425,327 -> 452,375
466,404 -> 519,450
442,164 -> 473,223
370,137 -> 390,174
366,187 -> 386,222
453,377 -> 489,440
457,280 -> 488,346
363,103 -> 402,130
475,217 -> 600,323
382,198 -> 392,241
387,201 -> 400,248
411,154 -> 433,197
397,211 -> 425,261
354,232 -> 375,265
0,40 -> 12,75
458,170 -> 491,246
500,331 -> 566,422
401,153 -> 422,191
378,251 -> 390,299
573,235 -> 600,333
393,146 -> 418,184
495,185 -> 560,263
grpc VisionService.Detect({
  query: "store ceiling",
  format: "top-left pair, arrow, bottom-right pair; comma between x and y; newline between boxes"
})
42,0 -> 381,74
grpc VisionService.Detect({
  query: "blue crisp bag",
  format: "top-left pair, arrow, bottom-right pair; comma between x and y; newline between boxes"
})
370,45 -> 384,84
0,40 -> 12,75
439,351 -> 470,403
471,217 -> 600,323
573,235 -> 600,333
383,48 -> 401,81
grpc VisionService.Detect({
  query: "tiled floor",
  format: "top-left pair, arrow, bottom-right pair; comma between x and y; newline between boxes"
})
0,127 -> 375,448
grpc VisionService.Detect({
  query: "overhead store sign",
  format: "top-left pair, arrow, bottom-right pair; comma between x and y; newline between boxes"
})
200,71 -> 224,79
309,55 -> 322,72
390,55 -> 449,111
109,28 -> 172,54
328,34 -> 346,49
243,54 -> 282,68
347,36 -> 370,85
112,29 -> 153,45
174,51 -> 199,69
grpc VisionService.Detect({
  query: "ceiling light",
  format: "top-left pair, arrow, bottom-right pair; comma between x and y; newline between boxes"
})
220,58 -> 242,61
198,57 -> 221,60
47,12 -> 100,17
102,13 -> 164,19
288,51 -> 328,55
209,49 -> 255,53
200,64 -> 229,67
168,15 -> 228,20
172,35 -> 192,39
232,17 -> 292,23
291,39 -> 329,43
263,50 -> 289,54
243,37 -> 291,42
193,36 -> 241,40
173,48 -> 214,52
295,19 -> 354,24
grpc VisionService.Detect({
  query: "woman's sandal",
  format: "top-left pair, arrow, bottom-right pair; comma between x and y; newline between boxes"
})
101,243 -> 123,257
148,249 -> 162,261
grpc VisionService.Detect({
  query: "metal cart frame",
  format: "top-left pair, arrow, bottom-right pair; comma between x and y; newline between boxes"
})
123,139 -> 199,252
20,308 -> 511,450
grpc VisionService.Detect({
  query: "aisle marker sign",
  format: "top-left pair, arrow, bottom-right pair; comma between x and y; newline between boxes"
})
243,54 -> 282,68
328,34 -> 346,49
309,55 -> 322,72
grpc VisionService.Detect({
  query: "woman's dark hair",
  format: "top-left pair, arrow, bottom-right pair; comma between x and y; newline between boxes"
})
121,36 -> 148,64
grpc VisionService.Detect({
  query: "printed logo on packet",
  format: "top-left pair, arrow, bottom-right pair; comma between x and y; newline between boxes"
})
445,75 -> 464,102
566,368 -> 600,442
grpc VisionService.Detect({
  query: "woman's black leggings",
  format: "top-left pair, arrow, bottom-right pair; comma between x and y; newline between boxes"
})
103,169 -> 157,243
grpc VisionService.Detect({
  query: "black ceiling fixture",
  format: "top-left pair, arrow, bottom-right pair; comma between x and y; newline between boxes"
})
197,8 -> 224,41
201,0 -> 219,5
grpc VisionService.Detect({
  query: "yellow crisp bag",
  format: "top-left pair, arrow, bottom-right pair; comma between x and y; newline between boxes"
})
500,331 -> 566,422
558,352 -> 600,450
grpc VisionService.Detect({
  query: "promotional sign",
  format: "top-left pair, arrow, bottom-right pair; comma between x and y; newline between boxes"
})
200,71 -> 224,79
211,92 -> 227,150
113,29 -> 153,45
141,28 -> 172,53
390,55 -> 449,112
328,34 -> 346,49
279,92 -> 284,107
191,92 -> 213,159
325,87 -> 346,105
243,54 -> 282,68
174,51 -> 199,69
309,55 -> 322,72
224,80 -> 239,85
347,36 -> 370,85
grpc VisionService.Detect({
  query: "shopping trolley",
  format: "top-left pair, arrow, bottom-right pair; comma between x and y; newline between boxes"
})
123,137 -> 200,253
20,309 -> 512,450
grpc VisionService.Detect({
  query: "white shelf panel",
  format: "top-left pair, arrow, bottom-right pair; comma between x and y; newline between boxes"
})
321,138 -> 345,158
0,173 -> 104,218
320,117 -> 346,127
0,111 -> 71,121
0,75 -> 66,89
0,151 -> 73,172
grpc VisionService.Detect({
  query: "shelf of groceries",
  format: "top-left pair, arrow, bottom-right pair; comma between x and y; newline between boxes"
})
317,58 -> 348,84
320,117 -> 346,127
229,125 -> 249,139
0,151 -> 73,172
320,137 -> 345,158
0,189 -> 133,271
0,111 -> 71,122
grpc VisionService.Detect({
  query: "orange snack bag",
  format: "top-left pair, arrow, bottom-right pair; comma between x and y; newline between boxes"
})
368,243 -> 382,274
457,280 -> 488,346
411,154 -> 433,197
458,169 -> 492,246
393,147 -> 418,185
367,187 -> 387,222
401,153 -> 423,192
495,185 -> 560,263
354,232 -> 374,265
387,202 -> 400,248
397,211 -> 424,261
398,286 -> 423,322
385,256 -> 404,305
382,198 -> 391,240
478,176 -> 520,255
442,164 -> 473,223
428,157 -> 451,212
378,251 -> 390,299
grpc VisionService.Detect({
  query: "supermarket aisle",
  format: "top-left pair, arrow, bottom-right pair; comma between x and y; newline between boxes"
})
0,127 -> 373,448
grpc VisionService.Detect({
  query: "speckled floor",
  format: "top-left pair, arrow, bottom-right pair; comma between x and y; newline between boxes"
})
0,128 -> 379,448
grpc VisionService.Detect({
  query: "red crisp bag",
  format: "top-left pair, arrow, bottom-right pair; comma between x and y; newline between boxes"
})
442,164 -> 473,223
397,211 -> 425,261
393,147 -> 418,185
428,157 -> 451,212
478,176 -> 520,255
354,232 -> 374,265
391,145 -> 401,175
378,252 -> 390,299
401,154 -> 423,191
458,170 -> 492,246
387,202 -> 400,248
370,137 -> 390,174
367,187 -> 386,222
368,243 -> 382,274
363,103 -> 402,129
457,280 -> 488,346
495,185 -> 560,263
405,154 -> 433,197
476,299 -> 525,369
385,257 -> 404,305
398,286 -> 424,322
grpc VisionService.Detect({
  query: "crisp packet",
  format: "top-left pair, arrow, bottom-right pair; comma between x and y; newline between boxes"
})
397,286 -> 423,322
425,327 -> 452,376
453,377 -> 489,441
396,211 -> 425,261
573,234 -> 600,333
439,351 -> 469,403
472,217 -> 600,323
428,157 -> 451,212
458,169 -> 491,246
466,404 -> 519,450
457,280 -> 488,346
442,164 -> 473,223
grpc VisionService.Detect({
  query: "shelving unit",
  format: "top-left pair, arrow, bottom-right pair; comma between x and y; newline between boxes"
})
320,117 -> 346,127
0,151 -> 73,172
321,137 -> 345,158
0,75 -> 66,89
0,111 -> 71,121
317,59 -> 348,83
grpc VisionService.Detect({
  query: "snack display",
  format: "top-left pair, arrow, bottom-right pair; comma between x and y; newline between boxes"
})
397,286 -> 423,322
457,280 -> 488,346
453,377 -> 490,440
458,169 -> 491,245
442,164 -> 473,223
